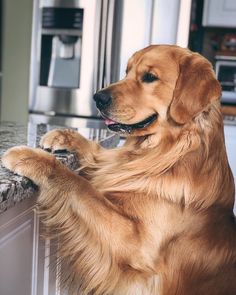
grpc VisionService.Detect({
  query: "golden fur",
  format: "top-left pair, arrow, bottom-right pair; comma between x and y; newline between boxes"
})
2,45 -> 236,295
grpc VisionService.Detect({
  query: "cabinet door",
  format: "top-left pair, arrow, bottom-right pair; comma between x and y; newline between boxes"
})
0,203 -> 37,295
203,0 -> 236,27
36,218 -> 68,295
37,234 -> 68,295
224,125 -> 236,199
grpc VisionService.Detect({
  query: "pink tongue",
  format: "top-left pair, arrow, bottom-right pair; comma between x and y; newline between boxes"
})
105,118 -> 116,125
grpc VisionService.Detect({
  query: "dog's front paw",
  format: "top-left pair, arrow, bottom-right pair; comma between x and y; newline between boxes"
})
2,146 -> 58,185
40,129 -> 81,153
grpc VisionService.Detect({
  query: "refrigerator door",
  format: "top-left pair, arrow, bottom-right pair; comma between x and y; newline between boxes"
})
118,0 -> 154,80
95,0 -> 123,90
29,0 -> 103,118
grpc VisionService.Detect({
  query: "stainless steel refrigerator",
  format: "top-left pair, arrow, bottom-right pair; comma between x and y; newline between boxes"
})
29,0 -> 178,128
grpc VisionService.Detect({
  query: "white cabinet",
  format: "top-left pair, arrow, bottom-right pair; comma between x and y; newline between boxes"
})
0,198 -> 64,295
224,124 -> 236,215
37,231 -> 64,295
0,199 -> 37,295
203,0 -> 236,27
224,124 -> 236,184
224,125 -> 236,215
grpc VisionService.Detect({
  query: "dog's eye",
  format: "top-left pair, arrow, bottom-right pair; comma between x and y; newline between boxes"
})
142,72 -> 158,83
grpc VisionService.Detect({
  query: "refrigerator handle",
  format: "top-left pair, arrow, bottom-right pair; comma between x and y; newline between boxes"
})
93,0 -> 102,93
105,0 -> 115,87
96,0 -> 108,91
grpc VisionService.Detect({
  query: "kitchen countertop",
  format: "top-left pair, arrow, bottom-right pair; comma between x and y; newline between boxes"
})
0,116 -> 235,215
0,122 -> 119,214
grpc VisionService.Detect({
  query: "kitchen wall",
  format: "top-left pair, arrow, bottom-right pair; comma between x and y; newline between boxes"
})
0,0 -> 32,124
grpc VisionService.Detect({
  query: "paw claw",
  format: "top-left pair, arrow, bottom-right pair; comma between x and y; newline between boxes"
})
43,148 -> 52,153
53,149 -> 68,154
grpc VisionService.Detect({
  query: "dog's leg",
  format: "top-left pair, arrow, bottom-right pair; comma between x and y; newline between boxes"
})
1,146 -> 147,294
39,129 -> 101,164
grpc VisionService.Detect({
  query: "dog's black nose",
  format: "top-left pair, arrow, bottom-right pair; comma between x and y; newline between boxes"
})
93,91 -> 112,110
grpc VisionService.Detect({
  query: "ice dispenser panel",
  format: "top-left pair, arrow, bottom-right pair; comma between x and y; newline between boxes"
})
40,7 -> 83,88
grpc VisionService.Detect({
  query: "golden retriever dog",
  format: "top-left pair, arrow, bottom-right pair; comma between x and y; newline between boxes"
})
2,45 -> 236,295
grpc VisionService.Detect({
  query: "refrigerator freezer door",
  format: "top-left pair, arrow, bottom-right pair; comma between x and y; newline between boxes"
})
30,0 -> 102,117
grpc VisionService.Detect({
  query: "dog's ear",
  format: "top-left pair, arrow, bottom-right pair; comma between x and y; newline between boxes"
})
169,53 -> 221,124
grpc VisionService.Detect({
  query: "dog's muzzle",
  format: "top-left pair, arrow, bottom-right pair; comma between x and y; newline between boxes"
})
93,90 -> 158,134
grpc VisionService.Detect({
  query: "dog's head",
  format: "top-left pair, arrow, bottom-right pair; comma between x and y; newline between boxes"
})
94,45 -> 221,135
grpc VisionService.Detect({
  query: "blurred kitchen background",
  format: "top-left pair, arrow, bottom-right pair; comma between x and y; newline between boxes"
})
0,0 -> 235,174
0,0 -> 184,128
0,0 -> 191,127
0,0 -> 235,126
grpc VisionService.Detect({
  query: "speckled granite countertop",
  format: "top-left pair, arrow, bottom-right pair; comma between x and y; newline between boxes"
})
0,122 -> 119,214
